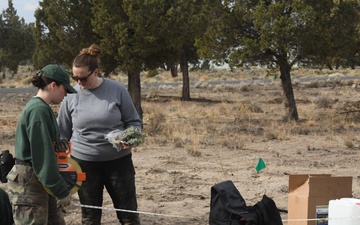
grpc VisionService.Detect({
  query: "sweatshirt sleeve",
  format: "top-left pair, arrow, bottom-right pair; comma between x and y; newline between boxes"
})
57,96 -> 74,140
119,87 -> 142,130
28,108 -> 69,199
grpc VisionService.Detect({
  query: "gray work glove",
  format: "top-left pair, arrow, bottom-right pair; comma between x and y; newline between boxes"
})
55,138 -> 69,152
57,193 -> 71,208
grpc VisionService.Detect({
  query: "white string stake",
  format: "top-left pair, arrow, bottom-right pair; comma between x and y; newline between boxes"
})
72,203 -> 189,218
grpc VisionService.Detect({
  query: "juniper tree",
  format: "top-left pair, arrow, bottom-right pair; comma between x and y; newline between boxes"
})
197,0 -> 360,120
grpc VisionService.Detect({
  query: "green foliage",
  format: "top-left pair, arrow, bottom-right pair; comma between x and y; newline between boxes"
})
191,60 -> 212,71
91,0 -> 209,101
0,0 -> 35,73
197,0 -> 360,69
91,0 -> 207,73
33,0 -> 98,69
5,0 -> 360,121
120,127 -> 145,147
196,0 -> 360,120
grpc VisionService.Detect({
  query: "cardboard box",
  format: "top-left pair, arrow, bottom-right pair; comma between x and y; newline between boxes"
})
288,174 -> 352,225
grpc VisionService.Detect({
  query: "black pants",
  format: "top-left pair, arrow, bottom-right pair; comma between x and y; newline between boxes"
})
0,188 -> 13,225
72,154 -> 140,225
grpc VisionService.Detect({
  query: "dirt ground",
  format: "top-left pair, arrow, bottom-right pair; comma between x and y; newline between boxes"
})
1,73 -> 360,224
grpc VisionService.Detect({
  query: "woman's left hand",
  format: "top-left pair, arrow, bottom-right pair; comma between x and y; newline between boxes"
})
119,142 -> 132,150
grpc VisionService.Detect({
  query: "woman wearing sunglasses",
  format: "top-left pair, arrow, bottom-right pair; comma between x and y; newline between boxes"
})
57,44 -> 142,225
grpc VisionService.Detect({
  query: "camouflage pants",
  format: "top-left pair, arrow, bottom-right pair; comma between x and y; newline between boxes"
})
6,164 -> 66,225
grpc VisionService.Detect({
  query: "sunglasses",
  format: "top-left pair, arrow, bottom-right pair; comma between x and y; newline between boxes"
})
71,69 -> 95,82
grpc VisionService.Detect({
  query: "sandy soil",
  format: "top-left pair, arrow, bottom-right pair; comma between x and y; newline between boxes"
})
1,75 -> 360,225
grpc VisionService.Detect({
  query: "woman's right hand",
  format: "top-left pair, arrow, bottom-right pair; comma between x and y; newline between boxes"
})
57,193 -> 71,208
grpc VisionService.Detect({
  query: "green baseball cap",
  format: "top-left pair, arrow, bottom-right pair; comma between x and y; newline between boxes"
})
41,64 -> 77,93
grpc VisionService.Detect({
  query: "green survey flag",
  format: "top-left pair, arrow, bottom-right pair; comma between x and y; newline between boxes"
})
255,158 -> 266,172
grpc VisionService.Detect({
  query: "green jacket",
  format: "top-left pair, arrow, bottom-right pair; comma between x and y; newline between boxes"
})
15,97 -> 69,199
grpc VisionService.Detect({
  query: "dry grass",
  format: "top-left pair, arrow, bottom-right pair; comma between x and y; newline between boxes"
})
2,67 -> 360,224
2,66 -> 360,152
136,70 -> 360,156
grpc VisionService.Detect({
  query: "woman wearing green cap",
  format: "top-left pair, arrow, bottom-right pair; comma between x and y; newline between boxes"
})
6,64 -> 77,225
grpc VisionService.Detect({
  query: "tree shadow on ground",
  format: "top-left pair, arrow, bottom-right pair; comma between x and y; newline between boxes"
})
142,95 -> 227,104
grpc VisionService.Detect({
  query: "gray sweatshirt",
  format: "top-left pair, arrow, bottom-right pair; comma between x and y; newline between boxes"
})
57,78 -> 142,161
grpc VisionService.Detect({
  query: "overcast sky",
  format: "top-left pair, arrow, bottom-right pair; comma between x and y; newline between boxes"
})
0,0 -> 38,23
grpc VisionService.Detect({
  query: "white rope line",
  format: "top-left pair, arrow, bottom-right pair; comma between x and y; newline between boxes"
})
283,216 -> 360,222
72,203 -> 360,222
72,203 -> 189,218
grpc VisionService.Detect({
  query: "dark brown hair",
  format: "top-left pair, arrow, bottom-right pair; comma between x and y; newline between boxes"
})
72,44 -> 102,72
32,72 -> 61,90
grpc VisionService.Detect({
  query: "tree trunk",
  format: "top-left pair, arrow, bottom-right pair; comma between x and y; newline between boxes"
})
127,71 -> 143,123
170,64 -> 178,77
327,63 -> 333,70
279,61 -> 299,121
180,57 -> 191,101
